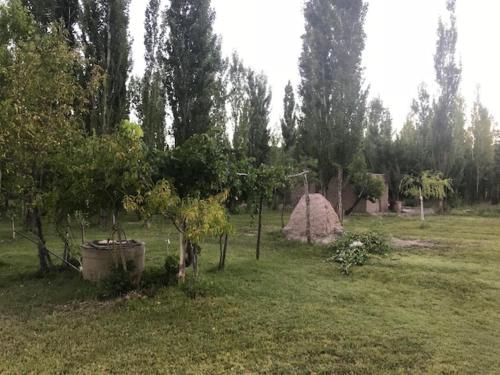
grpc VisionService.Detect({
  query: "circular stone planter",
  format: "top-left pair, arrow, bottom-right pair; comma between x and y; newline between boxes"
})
81,240 -> 145,283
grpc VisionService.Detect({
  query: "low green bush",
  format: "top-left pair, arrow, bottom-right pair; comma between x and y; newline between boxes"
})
328,232 -> 391,275
100,261 -> 137,299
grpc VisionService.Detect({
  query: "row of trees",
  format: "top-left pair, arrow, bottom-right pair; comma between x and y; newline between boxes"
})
290,0 -> 499,210
1,0 -> 499,275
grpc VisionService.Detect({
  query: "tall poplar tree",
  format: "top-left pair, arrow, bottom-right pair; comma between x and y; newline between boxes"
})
162,0 -> 223,147
22,0 -> 79,46
228,52 -> 248,151
493,135 -> 500,204
245,70 -> 272,167
280,81 -> 297,152
471,96 -> 494,201
133,0 -> 166,150
432,0 -> 464,177
365,98 -> 392,173
81,0 -> 131,134
299,0 -> 368,222
410,84 -> 434,172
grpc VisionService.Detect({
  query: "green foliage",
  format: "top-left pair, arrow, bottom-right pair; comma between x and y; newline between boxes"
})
130,0 -> 166,150
470,97 -> 495,202
81,0 -> 131,134
400,171 -> 454,201
432,0 -> 465,179
162,0 -> 223,146
21,0 -> 79,46
347,152 -> 385,211
99,262 -> 137,299
299,0 -> 368,187
55,121 -> 150,221
124,179 -> 231,244
160,132 -> 229,199
164,255 -> 179,284
280,81 -> 297,153
244,70 -> 272,166
328,232 -> 391,275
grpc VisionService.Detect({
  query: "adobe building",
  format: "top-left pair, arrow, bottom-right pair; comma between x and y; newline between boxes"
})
290,174 -> 389,215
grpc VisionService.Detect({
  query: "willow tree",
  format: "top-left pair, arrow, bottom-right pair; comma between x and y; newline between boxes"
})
299,0 -> 368,223
400,171 -> 453,221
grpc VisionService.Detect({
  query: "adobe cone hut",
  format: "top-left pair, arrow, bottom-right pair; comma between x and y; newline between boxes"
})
284,194 -> 343,245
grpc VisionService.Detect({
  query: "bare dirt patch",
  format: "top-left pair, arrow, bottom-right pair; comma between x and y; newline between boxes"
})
392,238 -> 437,249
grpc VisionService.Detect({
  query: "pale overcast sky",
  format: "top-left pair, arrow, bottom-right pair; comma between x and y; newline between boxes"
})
129,0 -> 500,133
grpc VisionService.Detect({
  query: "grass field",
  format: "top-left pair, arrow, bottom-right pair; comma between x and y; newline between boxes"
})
1,212 -> 499,374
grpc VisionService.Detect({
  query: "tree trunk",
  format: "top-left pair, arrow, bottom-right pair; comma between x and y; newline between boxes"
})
178,231 -> 186,283
419,188 -> 425,222
304,175 -> 312,244
189,241 -> 198,278
346,195 -> 364,216
218,233 -> 229,271
256,195 -> 263,260
34,208 -> 52,273
281,193 -> 286,229
80,224 -> 85,244
11,217 -> 16,240
337,167 -> 344,224
476,165 -> 480,203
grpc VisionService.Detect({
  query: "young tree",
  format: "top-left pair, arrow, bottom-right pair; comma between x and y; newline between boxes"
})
345,152 -> 384,216
81,0 -> 131,134
299,0 -> 368,223
281,81 -> 297,152
471,96 -> 494,201
400,171 -> 453,222
161,0 -> 223,147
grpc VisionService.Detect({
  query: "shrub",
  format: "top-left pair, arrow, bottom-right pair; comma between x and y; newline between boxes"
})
328,232 -> 390,275
164,255 -> 179,285
100,262 -> 137,299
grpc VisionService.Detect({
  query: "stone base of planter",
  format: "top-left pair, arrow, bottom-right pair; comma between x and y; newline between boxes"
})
81,240 -> 145,283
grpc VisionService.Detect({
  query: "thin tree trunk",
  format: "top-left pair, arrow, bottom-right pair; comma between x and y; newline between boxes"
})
222,233 -> 228,269
80,224 -> 85,244
304,175 -> 312,244
178,231 -> 186,283
281,192 -> 286,229
11,217 -> 15,240
419,188 -> 425,222
256,195 -> 263,260
189,241 -> 198,278
476,166 -> 480,202
346,195 -> 364,216
219,234 -> 224,270
337,167 -> 344,224
34,208 -> 52,273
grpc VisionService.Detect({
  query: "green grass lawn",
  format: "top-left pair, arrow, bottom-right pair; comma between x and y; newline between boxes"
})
1,212 -> 499,374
